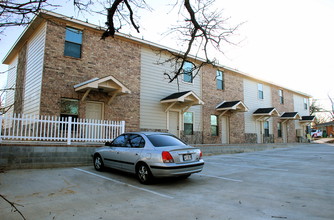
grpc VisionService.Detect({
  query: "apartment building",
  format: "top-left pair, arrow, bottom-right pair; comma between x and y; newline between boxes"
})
3,11 -> 314,144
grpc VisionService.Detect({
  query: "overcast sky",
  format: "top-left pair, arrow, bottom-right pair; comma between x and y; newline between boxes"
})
1,0 -> 333,111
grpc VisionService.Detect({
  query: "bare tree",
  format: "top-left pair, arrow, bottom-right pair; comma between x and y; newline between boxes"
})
100,0 -> 241,84
309,99 -> 324,116
0,0 -> 60,35
328,93 -> 334,119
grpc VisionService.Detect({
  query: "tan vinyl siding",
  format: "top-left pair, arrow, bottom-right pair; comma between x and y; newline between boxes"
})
140,47 -> 202,131
4,55 -> 18,119
244,78 -> 273,134
294,94 -> 309,130
23,23 -> 46,115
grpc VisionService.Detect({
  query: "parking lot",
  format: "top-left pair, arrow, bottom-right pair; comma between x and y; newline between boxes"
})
1,143 -> 334,220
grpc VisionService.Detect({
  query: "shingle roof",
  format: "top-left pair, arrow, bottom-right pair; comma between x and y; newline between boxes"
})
301,116 -> 315,121
216,101 -> 241,109
254,108 -> 275,114
160,91 -> 192,101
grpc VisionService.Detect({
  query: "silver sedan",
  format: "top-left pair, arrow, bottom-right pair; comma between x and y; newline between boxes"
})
93,132 -> 204,184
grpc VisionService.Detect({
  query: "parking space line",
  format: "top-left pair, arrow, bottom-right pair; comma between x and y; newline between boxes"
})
195,173 -> 243,182
73,168 -> 174,199
205,161 -> 289,171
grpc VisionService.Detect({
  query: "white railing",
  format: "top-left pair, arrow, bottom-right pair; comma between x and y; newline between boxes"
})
0,114 -> 125,145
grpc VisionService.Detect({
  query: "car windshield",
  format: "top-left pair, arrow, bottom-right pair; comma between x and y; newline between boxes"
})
147,134 -> 187,147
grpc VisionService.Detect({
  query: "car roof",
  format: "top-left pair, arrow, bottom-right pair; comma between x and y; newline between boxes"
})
123,132 -> 171,136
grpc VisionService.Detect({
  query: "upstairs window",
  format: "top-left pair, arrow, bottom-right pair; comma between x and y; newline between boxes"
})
258,83 -> 264,99
216,70 -> 224,90
183,61 -> 194,83
64,27 -> 82,58
279,90 -> 284,104
184,112 -> 194,135
211,115 -> 218,136
304,98 -> 308,110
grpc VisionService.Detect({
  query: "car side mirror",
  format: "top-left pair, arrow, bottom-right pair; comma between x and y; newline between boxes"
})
105,142 -> 112,146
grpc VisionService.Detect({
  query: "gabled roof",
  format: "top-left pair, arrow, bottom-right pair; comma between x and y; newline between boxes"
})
280,112 -> 301,120
253,108 -> 280,116
300,116 -> 315,122
74,75 -> 131,104
160,91 -> 204,113
160,91 -> 204,105
216,100 -> 248,112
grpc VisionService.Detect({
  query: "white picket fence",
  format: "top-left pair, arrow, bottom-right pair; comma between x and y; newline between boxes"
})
0,114 -> 125,145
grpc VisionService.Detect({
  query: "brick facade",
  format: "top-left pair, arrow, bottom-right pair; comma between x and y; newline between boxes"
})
13,44 -> 27,114
271,86 -> 297,143
40,21 -> 141,132
202,65 -> 245,144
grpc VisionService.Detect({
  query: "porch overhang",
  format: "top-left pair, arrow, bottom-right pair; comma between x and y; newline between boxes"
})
74,76 -> 131,104
160,91 -> 204,113
299,116 -> 315,124
216,100 -> 248,117
280,112 -> 301,122
253,107 -> 280,121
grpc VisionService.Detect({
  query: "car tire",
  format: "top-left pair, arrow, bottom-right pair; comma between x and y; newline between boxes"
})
136,163 -> 153,184
179,174 -> 191,179
94,155 -> 104,171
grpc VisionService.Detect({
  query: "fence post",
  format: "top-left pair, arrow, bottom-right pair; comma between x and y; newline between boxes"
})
121,120 -> 125,134
67,116 -> 72,145
0,115 -> 3,143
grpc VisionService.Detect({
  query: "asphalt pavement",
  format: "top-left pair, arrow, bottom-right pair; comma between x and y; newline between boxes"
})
1,143 -> 333,220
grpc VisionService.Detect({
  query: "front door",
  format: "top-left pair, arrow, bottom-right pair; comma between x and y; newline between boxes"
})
86,101 -> 103,120
86,101 -> 104,139
282,123 -> 288,143
221,116 -> 229,144
169,111 -> 179,137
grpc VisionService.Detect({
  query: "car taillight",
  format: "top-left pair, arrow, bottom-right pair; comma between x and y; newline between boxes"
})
162,151 -> 174,163
199,151 -> 203,159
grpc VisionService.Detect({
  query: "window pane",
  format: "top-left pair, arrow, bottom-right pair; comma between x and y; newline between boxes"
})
127,135 -> 145,148
211,115 -> 217,126
60,99 -> 78,115
184,112 -> 193,123
147,134 -> 186,147
211,125 -> 218,136
216,70 -> 224,90
258,84 -> 264,99
184,124 -> 193,135
65,27 -> 82,44
112,135 -> 127,147
183,62 -> 193,83
64,42 -> 81,58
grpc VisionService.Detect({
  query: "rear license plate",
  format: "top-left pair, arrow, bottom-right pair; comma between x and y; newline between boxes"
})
183,154 -> 192,161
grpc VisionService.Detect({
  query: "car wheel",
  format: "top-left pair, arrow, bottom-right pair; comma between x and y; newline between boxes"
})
94,155 -> 104,171
136,163 -> 152,184
179,174 -> 191,179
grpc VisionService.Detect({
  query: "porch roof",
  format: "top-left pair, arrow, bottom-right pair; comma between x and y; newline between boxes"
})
280,112 -> 301,120
216,100 -> 248,112
160,91 -> 204,113
74,75 -> 131,104
253,107 -> 280,117
300,116 -> 315,123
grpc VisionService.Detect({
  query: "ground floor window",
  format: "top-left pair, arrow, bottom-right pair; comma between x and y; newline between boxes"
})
184,112 -> 193,135
211,115 -> 218,136
264,121 -> 270,137
277,122 -> 282,137
60,98 -> 79,121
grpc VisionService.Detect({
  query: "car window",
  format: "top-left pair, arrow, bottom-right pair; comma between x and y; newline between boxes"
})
111,135 -> 127,147
127,135 -> 145,148
147,134 -> 186,147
